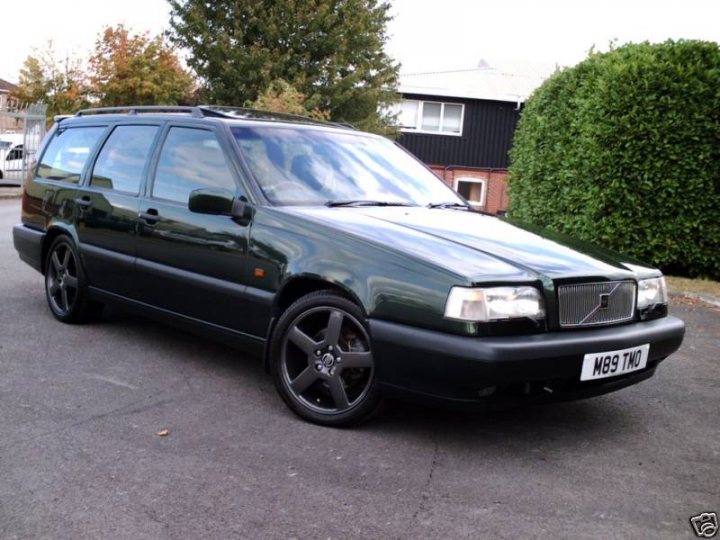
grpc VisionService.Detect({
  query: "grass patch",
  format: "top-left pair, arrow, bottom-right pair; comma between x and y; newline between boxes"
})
665,276 -> 720,298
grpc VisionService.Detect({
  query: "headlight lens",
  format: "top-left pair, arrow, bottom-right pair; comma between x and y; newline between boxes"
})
444,286 -> 546,322
637,277 -> 667,309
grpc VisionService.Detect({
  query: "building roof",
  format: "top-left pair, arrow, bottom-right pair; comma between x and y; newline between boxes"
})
398,60 -> 557,104
0,78 -> 18,93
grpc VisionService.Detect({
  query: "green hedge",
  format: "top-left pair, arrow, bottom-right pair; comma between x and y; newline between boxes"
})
508,40 -> 720,278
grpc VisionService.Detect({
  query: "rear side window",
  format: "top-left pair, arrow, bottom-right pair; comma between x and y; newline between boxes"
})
37,127 -> 105,183
90,125 -> 159,194
6,145 -> 22,161
152,127 -> 237,204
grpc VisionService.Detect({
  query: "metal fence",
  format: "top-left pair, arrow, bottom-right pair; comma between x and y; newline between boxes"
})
0,102 -> 47,186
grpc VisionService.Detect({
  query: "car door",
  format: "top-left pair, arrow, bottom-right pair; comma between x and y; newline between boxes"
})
74,123 -> 162,298
28,124 -> 107,235
135,123 -> 252,332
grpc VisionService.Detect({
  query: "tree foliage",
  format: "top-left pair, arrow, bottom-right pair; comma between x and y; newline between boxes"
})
508,40 -> 720,278
11,43 -> 89,119
89,25 -> 194,106
11,27 -> 192,116
168,0 -> 400,133
251,79 -> 330,120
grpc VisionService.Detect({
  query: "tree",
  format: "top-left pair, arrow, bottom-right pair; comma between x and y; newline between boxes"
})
508,40 -> 720,279
88,25 -> 194,106
251,79 -> 329,120
168,0 -> 400,133
11,42 -> 89,119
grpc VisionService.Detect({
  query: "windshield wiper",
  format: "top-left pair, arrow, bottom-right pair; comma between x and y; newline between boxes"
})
326,200 -> 415,208
427,202 -> 471,209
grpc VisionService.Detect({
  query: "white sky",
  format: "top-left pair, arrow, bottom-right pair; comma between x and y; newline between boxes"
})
1,0 -> 719,82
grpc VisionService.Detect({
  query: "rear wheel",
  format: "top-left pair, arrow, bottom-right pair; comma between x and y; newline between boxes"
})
44,236 -> 103,323
270,291 -> 381,426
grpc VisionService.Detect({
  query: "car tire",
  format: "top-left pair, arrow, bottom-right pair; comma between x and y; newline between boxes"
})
269,290 -> 382,426
44,235 -> 103,323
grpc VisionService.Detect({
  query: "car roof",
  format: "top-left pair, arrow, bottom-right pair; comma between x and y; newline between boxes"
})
0,133 -> 25,143
57,105 -> 357,132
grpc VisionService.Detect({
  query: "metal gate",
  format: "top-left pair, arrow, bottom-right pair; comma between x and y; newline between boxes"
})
0,102 -> 47,186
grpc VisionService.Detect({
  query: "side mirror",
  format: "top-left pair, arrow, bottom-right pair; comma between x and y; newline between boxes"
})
188,188 -> 253,223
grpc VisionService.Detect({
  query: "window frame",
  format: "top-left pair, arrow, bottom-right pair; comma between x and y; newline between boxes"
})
453,176 -> 486,208
147,124 -> 243,206
86,123 -> 162,196
35,124 -> 109,185
398,99 -> 465,137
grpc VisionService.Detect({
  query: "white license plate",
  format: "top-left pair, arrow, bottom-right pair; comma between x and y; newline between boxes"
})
580,344 -> 650,381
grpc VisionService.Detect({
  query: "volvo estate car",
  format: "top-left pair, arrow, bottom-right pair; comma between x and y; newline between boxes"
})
1,133 -> 24,186
13,106 -> 685,426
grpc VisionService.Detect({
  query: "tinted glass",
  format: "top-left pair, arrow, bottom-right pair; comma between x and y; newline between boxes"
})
90,125 -> 158,194
38,127 -> 105,183
153,127 -> 237,204
232,125 -> 464,206
7,146 -> 22,161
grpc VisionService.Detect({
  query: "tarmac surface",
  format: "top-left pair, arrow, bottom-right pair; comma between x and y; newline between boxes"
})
0,198 -> 718,539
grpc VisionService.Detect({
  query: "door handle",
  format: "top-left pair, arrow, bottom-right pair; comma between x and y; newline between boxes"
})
138,209 -> 161,224
75,196 -> 92,208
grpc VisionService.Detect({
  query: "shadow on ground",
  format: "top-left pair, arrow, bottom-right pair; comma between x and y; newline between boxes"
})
100,304 -> 641,450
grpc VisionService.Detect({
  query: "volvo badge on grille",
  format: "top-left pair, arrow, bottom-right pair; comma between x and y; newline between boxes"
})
558,280 -> 635,327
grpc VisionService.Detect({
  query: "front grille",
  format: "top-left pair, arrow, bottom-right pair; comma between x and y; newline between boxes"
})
557,281 -> 636,328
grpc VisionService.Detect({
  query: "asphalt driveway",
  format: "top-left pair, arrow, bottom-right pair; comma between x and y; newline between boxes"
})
0,198 -> 718,539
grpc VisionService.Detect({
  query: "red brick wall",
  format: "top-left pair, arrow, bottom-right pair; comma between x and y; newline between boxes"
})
429,166 -> 509,215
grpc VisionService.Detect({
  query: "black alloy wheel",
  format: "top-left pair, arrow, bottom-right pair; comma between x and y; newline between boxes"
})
44,236 -> 102,323
270,291 -> 381,426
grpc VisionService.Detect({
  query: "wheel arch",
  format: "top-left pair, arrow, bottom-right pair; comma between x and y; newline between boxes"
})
41,224 -> 80,275
263,275 -> 367,372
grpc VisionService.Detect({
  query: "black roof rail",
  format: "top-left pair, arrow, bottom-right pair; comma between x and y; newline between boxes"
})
73,104 -> 355,130
196,105 -> 356,130
76,106 -> 205,118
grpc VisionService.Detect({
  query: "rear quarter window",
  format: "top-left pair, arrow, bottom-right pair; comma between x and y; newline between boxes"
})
38,127 -> 106,183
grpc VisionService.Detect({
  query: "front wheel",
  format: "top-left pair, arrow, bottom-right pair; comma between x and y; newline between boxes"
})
270,291 -> 382,426
44,236 -> 103,323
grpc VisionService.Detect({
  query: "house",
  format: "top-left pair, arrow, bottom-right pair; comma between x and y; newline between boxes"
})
0,78 -> 21,133
396,61 -> 553,214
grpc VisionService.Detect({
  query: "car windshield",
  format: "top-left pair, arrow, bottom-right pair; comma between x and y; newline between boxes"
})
231,125 -> 465,207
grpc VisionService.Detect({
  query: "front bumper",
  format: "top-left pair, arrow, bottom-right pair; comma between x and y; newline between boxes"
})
369,315 -> 685,408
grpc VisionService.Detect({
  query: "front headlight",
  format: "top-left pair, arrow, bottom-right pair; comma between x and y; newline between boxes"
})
444,286 -> 546,322
637,277 -> 668,309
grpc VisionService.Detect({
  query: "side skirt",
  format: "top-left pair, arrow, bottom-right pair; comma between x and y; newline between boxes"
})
88,287 -> 266,358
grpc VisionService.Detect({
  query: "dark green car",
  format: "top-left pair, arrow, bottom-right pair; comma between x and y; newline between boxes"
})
13,106 -> 685,426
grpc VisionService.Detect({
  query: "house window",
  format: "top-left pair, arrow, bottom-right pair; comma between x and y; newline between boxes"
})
398,100 -> 419,129
454,177 -> 486,207
398,99 -> 464,135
